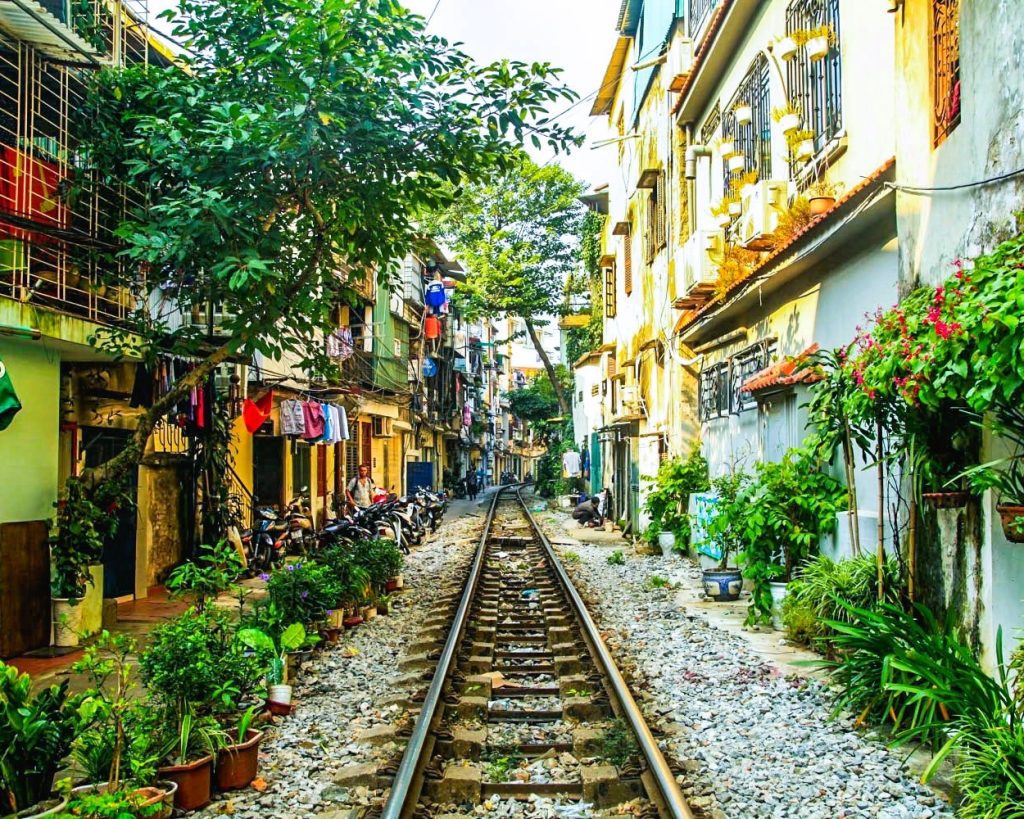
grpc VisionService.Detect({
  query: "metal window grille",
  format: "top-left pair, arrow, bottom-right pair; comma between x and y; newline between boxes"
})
723,55 -> 772,192
731,340 -> 774,413
699,103 -> 721,149
688,0 -> 721,43
933,0 -> 961,146
785,0 -> 842,156
604,265 -> 617,317
698,361 -> 731,421
0,1 -> 152,328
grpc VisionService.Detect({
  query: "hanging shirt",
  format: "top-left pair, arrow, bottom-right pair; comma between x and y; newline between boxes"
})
280,399 -> 304,436
562,450 -> 582,477
321,402 -> 333,442
463,402 -> 472,427
424,280 -> 447,308
302,401 -> 325,441
0,358 -> 21,431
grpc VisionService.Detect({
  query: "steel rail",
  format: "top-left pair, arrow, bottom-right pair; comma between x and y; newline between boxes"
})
381,486 -> 505,819
517,488 -> 696,819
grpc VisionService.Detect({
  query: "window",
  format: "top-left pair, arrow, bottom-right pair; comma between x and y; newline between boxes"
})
699,103 -> 721,149
731,341 -> 775,413
623,226 -> 633,295
932,0 -> 961,146
698,362 -> 731,421
723,54 -> 772,192
604,265 -> 617,318
644,171 -> 666,263
785,0 -> 842,156
688,0 -> 721,43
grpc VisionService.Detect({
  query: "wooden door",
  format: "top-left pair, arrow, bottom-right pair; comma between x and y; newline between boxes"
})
0,521 -> 50,658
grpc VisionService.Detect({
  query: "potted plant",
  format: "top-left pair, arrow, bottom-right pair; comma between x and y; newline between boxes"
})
0,662 -> 88,817
733,170 -> 759,201
643,446 -> 710,554
377,593 -> 394,615
774,33 -> 800,61
727,153 -> 746,173
962,407 -> 1024,541
786,129 -> 816,162
49,479 -> 105,647
802,24 -> 836,61
165,540 -> 244,613
711,201 -> 732,228
215,706 -> 263,791
154,708 -> 223,812
806,178 -> 842,215
703,471 -> 748,602
237,621 -> 309,712
734,103 -> 753,126
717,137 -> 735,157
772,103 -> 801,135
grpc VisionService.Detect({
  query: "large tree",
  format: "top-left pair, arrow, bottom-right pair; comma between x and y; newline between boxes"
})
427,155 -> 586,416
75,0 -> 578,483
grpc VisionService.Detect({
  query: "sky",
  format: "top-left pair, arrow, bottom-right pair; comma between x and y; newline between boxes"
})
401,0 -> 622,189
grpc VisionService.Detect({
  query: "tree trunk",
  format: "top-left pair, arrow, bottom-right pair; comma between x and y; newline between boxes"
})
876,420 -> 885,603
843,419 -> 861,557
523,317 -> 571,417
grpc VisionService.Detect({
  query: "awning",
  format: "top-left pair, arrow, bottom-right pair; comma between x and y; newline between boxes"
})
0,0 -> 104,63
741,344 -> 822,394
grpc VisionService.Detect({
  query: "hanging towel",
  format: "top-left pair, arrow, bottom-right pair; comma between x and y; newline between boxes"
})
302,401 -> 325,441
321,402 -> 333,442
336,404 -> 350,441
280,399 -> 305,436
0,357 -> 21,431
562,450 -> 581,477
242,390 -> 274,434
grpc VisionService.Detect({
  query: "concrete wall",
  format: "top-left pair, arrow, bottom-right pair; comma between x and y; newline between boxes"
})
0,339 -> 59,524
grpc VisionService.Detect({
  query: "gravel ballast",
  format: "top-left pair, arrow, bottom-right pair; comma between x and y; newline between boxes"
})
539,509 -> 955,819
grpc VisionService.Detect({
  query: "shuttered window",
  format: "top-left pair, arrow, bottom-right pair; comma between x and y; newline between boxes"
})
604,266 -> 617,318
624,227 -> 633,295
644,172 -> 667,263
932,0 -> 961,146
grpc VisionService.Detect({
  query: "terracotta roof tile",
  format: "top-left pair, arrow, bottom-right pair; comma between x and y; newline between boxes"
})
671,2 -> 733,117
742,344 -> 822,393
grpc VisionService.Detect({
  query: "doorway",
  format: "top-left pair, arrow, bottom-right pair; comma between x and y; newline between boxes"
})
252,436 -> 284,509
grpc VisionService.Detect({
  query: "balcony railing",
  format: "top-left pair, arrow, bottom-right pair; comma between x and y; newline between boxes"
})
688,0 -> 721,44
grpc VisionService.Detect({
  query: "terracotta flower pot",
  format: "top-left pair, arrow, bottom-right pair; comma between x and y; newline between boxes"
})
997,504 -> 1024,542
322,626 -> 342,644
808,196 -> 835,216
343,614 -> 364,629
216,729 -> 264,791
922,491 -> 970,509
157,755 -> 213,812
266,698 -> 293,716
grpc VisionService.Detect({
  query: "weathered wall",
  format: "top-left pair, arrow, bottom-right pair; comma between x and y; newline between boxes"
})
0,339 -> 59,524
137,455 -> 188,590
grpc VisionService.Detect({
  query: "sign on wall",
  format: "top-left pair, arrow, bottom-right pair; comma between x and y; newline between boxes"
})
0,357 -> 22,431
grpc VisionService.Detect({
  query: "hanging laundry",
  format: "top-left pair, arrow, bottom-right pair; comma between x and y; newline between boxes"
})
562,449 -> 582,478
302,401 -> 325,441
424,275 -> 447,313
424,315 -> 441,339
129,363 -> 153,408
336,404 -> 350,440
242,390 -> 274,434
320,402 -> 333,442
462,402 -> 472,427
280,399 -> 305,436
0,357 -> 22,431
327,327 -> 355,360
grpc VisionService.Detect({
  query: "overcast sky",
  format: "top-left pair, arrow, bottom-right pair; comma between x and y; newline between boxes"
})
150,0 -> 623,190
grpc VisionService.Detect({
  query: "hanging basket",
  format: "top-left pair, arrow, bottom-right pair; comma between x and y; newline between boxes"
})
727,154 -> 746,172
806,36 -> 831,61
776,36 -> 799,61
922,491 -> 970,509
779,113 -> 801,134
996,504 -> 1024,542
734,104 -> 753,125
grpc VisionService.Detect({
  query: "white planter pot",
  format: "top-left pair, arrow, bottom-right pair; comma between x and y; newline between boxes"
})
728,154 -> 746,172
80,564 -> 104,637
52,598 -> 83,647
769,581 -> 789,630
734,105 -> 753,125
728,200 -> 743,216
718,139 -> 735,157
806,36 -> 830,61
657,531 -> 676,551
268,684 -> 292,705
796,139 -> 815,160
779,113 -> 801,134
776,36 -> 798,61
716,212 -> 733,228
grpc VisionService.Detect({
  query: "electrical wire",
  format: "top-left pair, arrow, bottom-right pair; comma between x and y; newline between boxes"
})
884,166 -> 1024,195
425,0 -> 442,27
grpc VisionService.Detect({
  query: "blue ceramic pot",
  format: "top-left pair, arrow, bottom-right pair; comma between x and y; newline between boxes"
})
702,568 -> 742,602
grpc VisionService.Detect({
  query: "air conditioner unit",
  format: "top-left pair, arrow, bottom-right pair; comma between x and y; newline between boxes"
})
738,180 -> 791,250
618,384 -> 648,417
665,37 -> 694,93
372,417 -> 392,437
681,229 -> 725,296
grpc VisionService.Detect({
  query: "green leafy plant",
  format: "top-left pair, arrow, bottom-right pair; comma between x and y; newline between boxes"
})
643,446 -> 710,550
50,477 -> 106,600
647,575 -> 671,590
63,786 -> 164,818
351,538 -> 404,592
0,663 -> 91,814
237,620 -> 308,685
781,555 -> 902,653
606,550 -> 625,566
266,561 -> 340,625
598,720 -> 638,768
704,468 -> 750,570
562,550 -> 581,563
734,448 -> 847,625
165,540 -> 244,613
158,706 -> 225,767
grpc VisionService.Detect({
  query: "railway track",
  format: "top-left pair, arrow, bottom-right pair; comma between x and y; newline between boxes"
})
380,487 -> 694,818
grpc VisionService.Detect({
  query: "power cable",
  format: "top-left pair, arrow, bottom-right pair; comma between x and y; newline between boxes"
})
425,0 -> 442,27
885,166 -> 1024,195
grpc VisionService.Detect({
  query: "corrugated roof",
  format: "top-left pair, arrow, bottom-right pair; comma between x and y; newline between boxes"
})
742,344 -> 821,393
591,36 -> 632,117
0,0 -> 103,63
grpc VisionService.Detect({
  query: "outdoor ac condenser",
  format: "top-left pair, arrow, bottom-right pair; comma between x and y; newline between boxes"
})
682,229 -> 725,296
738,180 -> 790,250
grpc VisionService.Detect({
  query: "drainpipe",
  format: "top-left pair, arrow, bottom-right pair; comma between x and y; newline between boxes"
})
684,141 -> 711,180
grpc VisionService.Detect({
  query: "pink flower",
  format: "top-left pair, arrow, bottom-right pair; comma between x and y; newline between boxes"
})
927,306 -> 942,323
935,321 -> 955,339
934,285 -> 946,304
